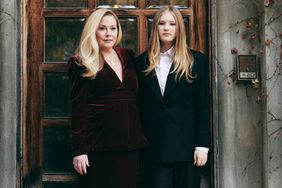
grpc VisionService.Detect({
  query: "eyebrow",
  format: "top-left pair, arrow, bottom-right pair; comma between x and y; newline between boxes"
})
99,24 -> 117,27
159,19 -> 175,23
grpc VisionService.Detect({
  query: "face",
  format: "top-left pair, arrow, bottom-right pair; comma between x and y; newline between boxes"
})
157,11 -> 177,47
96,15 -> 118,50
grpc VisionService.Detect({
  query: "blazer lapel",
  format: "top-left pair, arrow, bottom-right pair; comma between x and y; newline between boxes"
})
141,57 -> 163,102
144,71 -> 163,102
163,65 -> 177,99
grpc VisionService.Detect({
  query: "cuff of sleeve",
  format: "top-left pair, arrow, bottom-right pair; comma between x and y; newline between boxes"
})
72,149 -> 88,158
72,142 -> 88,157
195,147 -> 209,154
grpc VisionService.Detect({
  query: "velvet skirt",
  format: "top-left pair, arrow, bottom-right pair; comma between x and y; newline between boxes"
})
77,150 -> 138,188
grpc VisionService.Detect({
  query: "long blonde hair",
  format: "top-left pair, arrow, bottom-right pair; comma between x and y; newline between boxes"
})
145,6 -> 195,82
77,9 -> 122,79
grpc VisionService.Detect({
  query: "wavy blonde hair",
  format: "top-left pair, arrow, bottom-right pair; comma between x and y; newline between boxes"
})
77,9 -> 122,79
145,6 -> 195,82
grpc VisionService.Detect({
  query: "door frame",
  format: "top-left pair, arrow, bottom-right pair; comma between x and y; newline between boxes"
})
21,0 -> 214,187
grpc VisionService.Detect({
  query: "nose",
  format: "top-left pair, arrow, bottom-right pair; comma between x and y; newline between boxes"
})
105,28 -> 113,36
164,23 -> 169,30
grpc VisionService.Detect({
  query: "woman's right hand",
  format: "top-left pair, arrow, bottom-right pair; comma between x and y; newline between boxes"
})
73,154 -> 90,175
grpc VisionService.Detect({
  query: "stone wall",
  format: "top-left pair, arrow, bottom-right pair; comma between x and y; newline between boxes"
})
0,0 -> 21,187
212,0 -> 282,188
262,1 -> 282,188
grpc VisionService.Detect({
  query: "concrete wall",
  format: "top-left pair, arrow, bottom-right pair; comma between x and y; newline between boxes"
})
212,0 -> 263,188
0,0 -> 21,187
262,1 -> 282,188
212,0 -> 282,188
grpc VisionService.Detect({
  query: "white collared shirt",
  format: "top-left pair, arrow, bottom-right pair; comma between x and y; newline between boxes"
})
155,46 -> 209,154
155,47 -> 174,96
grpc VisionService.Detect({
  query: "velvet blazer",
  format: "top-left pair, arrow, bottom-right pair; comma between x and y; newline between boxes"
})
68,47 -> 147,157
135,50 -> 210,162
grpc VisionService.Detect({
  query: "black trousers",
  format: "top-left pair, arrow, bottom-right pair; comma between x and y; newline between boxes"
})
143,162 -> 201,188
78,150 -> 138,188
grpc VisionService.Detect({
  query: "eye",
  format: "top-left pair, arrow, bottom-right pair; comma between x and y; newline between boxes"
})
98,26 -> 106,30
158,21 -> 165,25
170,23 -> 176,26
110,27 -> 117,30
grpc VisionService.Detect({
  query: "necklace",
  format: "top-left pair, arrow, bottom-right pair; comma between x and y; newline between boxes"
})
108,60 -> 116,66
105,57 -> 119,67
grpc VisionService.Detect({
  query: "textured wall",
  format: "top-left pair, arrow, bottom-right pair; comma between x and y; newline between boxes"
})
262,1 -> 282,188
0,0 -> 20,187
212,0 -> 264,188
212,0 -> 282,188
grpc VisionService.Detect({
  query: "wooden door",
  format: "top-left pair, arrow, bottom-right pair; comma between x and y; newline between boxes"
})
23,0 -> 208,187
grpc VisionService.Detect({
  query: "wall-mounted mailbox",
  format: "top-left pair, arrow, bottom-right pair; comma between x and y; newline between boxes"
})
236,55 -> 258,81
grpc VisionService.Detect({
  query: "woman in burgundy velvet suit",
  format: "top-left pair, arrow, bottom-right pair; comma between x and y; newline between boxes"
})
68,9 -> 147,188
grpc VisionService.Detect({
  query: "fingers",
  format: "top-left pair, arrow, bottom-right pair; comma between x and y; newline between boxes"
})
196,157 -> 207,167
194,150 -> 208,167
73,160 -> 84,175
73,154 -> 89,175
86,156 -> 90,167
81,161 -> 87,175
75,162 -> 83,175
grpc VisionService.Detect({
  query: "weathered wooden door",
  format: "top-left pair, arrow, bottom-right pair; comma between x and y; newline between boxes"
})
24,0 -> 208,187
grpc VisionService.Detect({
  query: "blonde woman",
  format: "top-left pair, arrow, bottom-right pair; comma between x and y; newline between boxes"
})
68,9 -> 147,188
135,6 -> 210,188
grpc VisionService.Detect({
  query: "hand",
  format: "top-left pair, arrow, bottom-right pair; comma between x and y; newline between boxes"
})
194,150 -> 208,167
73,154 -> 90,175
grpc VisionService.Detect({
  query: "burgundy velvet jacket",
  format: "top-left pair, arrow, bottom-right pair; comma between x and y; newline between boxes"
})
68,47 -> 147,157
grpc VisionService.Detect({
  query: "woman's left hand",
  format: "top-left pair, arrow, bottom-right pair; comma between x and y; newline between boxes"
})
73,154 -> 89,175
194,150 -> 208,167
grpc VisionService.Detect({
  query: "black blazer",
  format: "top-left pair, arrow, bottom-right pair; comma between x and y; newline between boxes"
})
135,50 -> 210,162
68,47 -> 147,157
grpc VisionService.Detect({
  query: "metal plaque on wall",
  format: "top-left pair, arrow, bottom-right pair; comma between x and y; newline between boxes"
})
236,55 -> 258,81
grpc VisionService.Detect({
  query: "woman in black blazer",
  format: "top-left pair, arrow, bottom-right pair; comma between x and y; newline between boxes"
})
135,6 -> 210,188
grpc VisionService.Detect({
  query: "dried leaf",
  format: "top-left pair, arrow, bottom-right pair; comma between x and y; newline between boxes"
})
264,0 -> 275,7
246,20 -> 252,29
231,48 -> 238,54
252,79 -> 260,89
250,33 -> 256,40
252,79 -> 259,84
255,96 -> 262,103
264,39 -> 272,46
229,70 -> 236,81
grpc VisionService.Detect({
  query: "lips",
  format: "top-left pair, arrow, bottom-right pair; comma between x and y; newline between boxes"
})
104,39 -> 113,42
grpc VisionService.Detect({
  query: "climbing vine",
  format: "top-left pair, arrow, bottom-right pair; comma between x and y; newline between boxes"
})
226,1 -> 282,104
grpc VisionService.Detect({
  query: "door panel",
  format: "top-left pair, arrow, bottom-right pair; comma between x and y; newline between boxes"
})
44,73 -> 70,117
24,0 -> 208,187
45,0 -> 87,8
45,18 -> 85,62
43,126 -> 73,172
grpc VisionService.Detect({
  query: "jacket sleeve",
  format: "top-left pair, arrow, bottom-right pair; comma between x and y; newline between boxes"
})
68,57 -> 88,157
194,53 -> 211,148
134,53 -> 147,110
